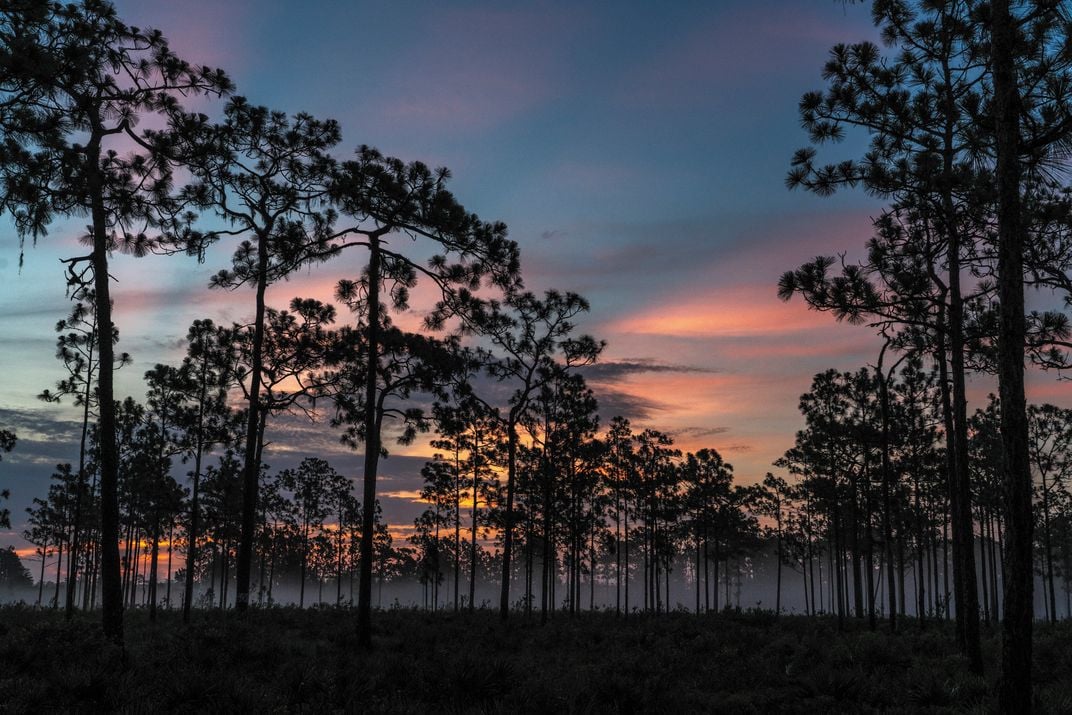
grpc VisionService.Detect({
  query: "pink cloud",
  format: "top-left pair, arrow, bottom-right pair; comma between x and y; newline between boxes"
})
1024,375 -> 1072,407
607,283 -> 832,338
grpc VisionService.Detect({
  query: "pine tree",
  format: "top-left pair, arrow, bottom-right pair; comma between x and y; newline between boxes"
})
0,1 -> 230,640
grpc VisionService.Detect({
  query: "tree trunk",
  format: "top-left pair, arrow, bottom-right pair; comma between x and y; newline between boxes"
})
943,208 -> 984,660
53,537 -> 63,609
183,357 -> 209,623
166,519 -> 174,609
775,518 -> 782,616
88,138 -> 123,642
624,507 -> 630,615
148,522 -> 159,621
993,0 -> 1033,706
540,448 -> 552,625
454,450 -> 461,612
234,230 -> 271,612
878,364 -> 897,631
499,423 -> 518,620
615,481 -> 622,615
357,233 -> 383,646
65,349 -> 94,619
470,455 -> 479,611
915,471 -> 926,625
37,549 -> 46,607
300,522 -> 308,609
980,507 -> 991,623
1040,471 -> 1057,624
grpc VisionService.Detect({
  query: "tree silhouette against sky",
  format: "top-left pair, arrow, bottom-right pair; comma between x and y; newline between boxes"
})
0,0 -> 230,641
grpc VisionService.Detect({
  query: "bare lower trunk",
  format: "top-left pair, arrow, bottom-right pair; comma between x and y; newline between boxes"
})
89,146 -> 123,642
183,360 -> 209,623
499,425 -> 518,620
148,523 -> 159,621
357,235 -> 382,647
235,234 -> 270,612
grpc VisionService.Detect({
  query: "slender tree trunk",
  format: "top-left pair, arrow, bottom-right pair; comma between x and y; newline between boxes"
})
148,521 -> 160,621
1063,540 -> 1071,619
524,511 -> 533,616
943,506 -> 951,620
775,515 -> 783,616
300,522 -> 308,609
53,538 -> 63,609
183,358 -> 209,623
615,480 -> 622,615
357,233 -> 383,646
1040,472 -> 1057,625
590,521 -> 596,611
540,450 -> 552,625
898,535 -> 907,619
993,0 -> 1033,705
259,538 -> 267,607
66,350 -> 94,619
84,538 -> 95,611
336,512 -> 344,606
703,527 -> 710,613
936,328 -> 964,631
166,519 -> 174,609
220,542 -> 229,608
866,513 -> 875,628
234,229 -> 271,612
939,69 -> 984,672
713,540 -> 720,612
470,453 -> 479,611
695,527 -> 701,614
87,138 -> 123,642
624,508 -> 630,615
850,473 -> 864,620
834,507 -> 845,630
269,545 -> 276,605
499,423 -> 519,620
980,507 -> 992,623
878,364 -> 897,631
916,471 -> 926,625
37,550 -> 46,607
808,516 -> 816,614
665,557 -> 671,612
454,450 -> 461,612
989,512 -> 1000,622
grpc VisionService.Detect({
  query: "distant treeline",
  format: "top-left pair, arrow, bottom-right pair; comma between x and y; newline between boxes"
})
9,354 -> 1072,632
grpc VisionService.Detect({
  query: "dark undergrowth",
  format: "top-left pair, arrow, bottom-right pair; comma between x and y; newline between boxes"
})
1,606 -> 1070,713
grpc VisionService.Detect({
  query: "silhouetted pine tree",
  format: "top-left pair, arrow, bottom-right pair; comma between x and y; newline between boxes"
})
327,146 -> 518,643
0,1 -> 230,641
177,99 -> 342,612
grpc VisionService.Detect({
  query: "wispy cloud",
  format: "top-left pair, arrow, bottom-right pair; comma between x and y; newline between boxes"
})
579,358 -> 718,383
669,426 -> 730,440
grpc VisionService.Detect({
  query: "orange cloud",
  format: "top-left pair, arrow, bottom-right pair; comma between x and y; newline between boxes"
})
609,285 -> 832,338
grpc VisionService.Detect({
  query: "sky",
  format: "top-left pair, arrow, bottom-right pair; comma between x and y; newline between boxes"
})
1,1 -> 1069,562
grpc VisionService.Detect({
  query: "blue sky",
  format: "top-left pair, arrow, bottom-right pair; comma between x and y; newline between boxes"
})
3,1 -> 1067,560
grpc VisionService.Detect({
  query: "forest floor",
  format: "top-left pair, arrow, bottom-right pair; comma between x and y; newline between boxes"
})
1,606 -> 1071,713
